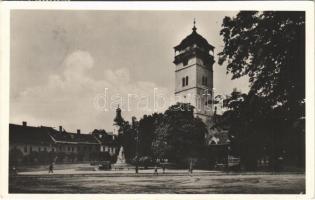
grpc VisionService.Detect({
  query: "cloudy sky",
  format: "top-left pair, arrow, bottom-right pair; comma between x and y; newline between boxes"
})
10,10 -> 249,133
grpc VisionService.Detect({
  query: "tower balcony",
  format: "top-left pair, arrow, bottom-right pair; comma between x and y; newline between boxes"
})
173,48 -> 215,67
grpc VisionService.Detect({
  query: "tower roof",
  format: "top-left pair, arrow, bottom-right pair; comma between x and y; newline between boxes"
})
174,20 -> 214,52
113,105 -> 124,125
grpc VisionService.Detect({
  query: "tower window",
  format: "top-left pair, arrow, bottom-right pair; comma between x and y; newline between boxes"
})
202,76 -> 208,86
182,76 -> 189,87
183,59 -> 188,66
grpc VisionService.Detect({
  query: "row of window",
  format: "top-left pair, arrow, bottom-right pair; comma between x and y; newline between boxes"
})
23,146 -> 54,153
22,145 -> 97,153
181,76 -> 209,87
101,146 -> 116,154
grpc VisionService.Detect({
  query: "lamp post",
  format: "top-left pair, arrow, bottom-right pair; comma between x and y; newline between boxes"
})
132,117 -> 139,174
135,129 -> 139,174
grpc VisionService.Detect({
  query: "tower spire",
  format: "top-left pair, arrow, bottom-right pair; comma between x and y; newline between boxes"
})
192,18 -> 197,32
114,105 -> 124,126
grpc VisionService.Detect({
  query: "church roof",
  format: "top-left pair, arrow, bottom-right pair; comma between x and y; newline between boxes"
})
174,27 -> 214,52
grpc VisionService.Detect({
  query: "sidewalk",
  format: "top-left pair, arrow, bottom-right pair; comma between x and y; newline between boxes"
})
17,168 -> 304,176
18,168 -> 222,176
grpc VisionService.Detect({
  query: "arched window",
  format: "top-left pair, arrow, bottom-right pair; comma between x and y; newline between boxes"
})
202,76 -> 208,86
185,76 -> 189,86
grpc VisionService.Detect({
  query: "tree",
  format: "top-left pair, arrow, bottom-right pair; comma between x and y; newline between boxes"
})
219,11 -> 305,116
218,11 -> 305,170
223,90 -> 274,170
138,113 -> 164,158
152,103 -> 207,166
118,120 -> 137,162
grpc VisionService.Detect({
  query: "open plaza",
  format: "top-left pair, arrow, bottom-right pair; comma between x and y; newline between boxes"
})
9,164 -> 305,194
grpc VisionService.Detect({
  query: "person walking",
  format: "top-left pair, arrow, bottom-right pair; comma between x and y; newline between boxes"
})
48,162 -> 54,174
154,165 -> 158,175
189,160 -> 193,176
11,165 -> 17,176
135,165 -> 138,174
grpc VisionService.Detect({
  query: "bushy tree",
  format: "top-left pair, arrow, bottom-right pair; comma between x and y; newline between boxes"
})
138,113 -> 164,158
223,89 -> 305,170
218,11 -> 305,170
219,11 -> 305,111
152,103 -> 207,166
118,120 -> 137,162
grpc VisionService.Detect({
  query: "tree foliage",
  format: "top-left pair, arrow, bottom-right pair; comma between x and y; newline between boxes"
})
218,11 -> 305,170
152,103 -> 207,165
219,11 -> 305,113
138,113 -> 164,158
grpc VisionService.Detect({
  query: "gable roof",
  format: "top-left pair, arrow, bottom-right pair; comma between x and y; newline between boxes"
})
9,124 -> 54,145
9,123 -> 100,145
48,130 -> 100,145
92,131 -> 118,146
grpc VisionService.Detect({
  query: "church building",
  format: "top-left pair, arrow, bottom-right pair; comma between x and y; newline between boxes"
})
173,20 -> 230,151
173,20 -> 215,124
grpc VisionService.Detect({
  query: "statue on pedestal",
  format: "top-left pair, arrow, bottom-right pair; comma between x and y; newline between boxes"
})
116,146 -> 126,164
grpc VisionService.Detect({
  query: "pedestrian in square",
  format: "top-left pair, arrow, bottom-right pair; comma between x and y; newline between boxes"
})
12,165 -> 17,176
154,165 -> 158,175
135,165 -> 139,174
48,162 -> 54,174
189,160 -> 193,175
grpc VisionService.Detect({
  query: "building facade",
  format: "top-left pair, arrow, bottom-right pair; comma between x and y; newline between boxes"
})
173,21 -> 215,123
9,122 -> 118,165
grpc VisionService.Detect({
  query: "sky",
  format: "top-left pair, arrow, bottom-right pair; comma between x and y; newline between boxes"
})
10,10 -> 249,133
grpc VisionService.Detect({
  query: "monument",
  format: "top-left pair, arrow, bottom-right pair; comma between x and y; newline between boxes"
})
112,146 -> 134,170
116,146 -> 126,164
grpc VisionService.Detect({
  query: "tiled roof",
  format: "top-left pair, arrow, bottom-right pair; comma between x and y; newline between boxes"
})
9,123 -> 100,145
49,131 -> 100,145
91,130 -> 118,145
174,30 -> 214,51
9,124 -> 54,145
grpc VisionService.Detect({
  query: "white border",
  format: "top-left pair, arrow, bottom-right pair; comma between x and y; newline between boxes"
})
0,1 -> 314,200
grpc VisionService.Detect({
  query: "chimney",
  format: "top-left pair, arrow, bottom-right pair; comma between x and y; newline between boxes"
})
77,129 -> 81,134
22,121 -> 27,126
59,126 -> 62,133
